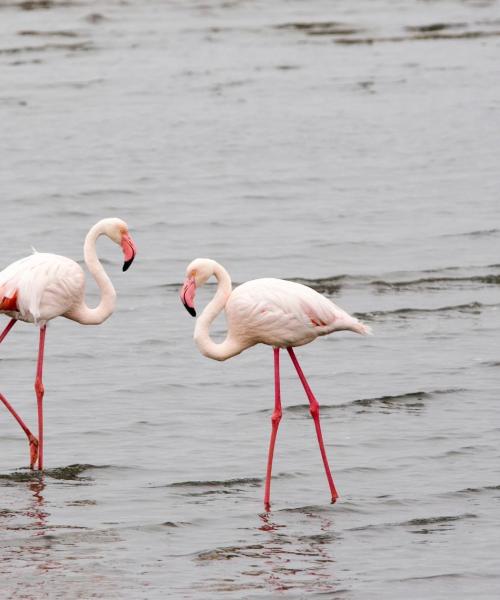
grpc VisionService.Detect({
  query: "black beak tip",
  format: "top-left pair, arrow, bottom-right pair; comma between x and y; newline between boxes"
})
184,304 -> 196,317
122,257 -> 134,272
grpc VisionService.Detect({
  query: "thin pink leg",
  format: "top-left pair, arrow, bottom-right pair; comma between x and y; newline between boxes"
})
264,347 -> 282,511
35,325 -> 46,471
287,347 -> 339,503
0,318 -> 17,344
0,319 -> 39,468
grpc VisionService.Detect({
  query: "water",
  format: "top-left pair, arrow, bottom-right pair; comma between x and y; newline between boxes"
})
1,0 -> 500,597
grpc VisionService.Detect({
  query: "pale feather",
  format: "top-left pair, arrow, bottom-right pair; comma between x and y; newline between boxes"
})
226,278 -> 366,349
0,252 -> 84,324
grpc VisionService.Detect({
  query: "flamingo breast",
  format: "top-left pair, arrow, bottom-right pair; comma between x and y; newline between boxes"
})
0,253 -> 85,324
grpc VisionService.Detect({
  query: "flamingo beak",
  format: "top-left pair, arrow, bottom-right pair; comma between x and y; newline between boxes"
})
180,276 -> 196,317
121,233 -> 137,272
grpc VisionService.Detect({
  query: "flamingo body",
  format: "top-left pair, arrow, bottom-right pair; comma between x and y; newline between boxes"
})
226,277 -> 367,350
0,253 -> 85,324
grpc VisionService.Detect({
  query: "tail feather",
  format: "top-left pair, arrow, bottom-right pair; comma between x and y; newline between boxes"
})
350,319 -> 373,336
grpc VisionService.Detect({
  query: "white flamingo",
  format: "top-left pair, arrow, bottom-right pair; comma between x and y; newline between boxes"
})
0,218 -> 137,470
180,258 -> 371,509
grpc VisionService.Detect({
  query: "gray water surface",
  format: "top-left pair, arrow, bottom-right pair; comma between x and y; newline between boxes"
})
1,0 -> 500,598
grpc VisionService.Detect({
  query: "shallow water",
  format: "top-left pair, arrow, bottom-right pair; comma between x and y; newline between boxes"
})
1,0 -> 500,598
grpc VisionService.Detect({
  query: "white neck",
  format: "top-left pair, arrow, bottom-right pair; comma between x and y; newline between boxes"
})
194,263 -> 241,361
69,222 -> 117,325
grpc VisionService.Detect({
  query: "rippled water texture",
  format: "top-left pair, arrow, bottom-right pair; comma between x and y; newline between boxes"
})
1,0 -> 500,598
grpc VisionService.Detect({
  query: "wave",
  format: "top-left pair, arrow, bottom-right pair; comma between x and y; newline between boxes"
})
349,512 -> 476,533
443,228 -> 500,238
447,483 -> 500,496
278,388 -> 464,415
372,275 -> 500,290
335,30 -> 500,45
355,302 -> 488,320
162,263 -> 500,294
167,476 -> 262,489
0,463 -> 107,482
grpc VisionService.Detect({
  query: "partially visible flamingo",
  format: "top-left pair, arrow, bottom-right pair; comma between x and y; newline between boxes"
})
0,218 -> 137,471
180,258 -> 371,510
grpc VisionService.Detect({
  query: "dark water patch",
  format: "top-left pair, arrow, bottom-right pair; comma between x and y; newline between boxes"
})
355,302 -> 487,320
181,489 -> 238,497
351,391 -> 426,413
335,30 -> 500,45
45,463 -> 105,480
404,513 -> 477,527
167,476 -> 262,489
18,30 -> 79,38
289,274 -> 351,293
450,483 -> 500,495
0,42 -> 93,56
275,21 -> 361,36
373,274 -> 500,290
396,572 -> 463,583
0,463 -> 106,482
431,444 -> 491,459
280,388 -> 462,416
275,64 -> 300,71
66,499 -> 97,506
196,543 -> 265,561
278,504 -> 334,515
406,22 -> 467,33
482,360 -> 500,367
297,532 -> 339,544
349,513 -> 476,533
16,0 -> 76,10
84,13 -> 106,24
353,388 -> 462,409
444,228 -> 500,238
0,470 -> 43,482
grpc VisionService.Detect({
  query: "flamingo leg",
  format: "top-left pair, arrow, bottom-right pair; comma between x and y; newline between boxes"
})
264,347 -> 282,511
0,318 -> 17,344
287,347 -> 339,503
0,319 -> 39,469
35,325 -> 46,471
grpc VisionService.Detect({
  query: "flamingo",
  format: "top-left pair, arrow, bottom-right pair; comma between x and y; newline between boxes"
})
0,218 -> 137,471
180,258 -> 371,510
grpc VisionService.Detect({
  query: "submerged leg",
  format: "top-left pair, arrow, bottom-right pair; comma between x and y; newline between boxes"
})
0,319 -> 39,468
263,347 -> 282,511
35,325 -> 46,471
287,347 -> 339,503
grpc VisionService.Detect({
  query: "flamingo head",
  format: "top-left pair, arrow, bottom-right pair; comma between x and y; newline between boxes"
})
102,218 -> 137,272
180,258 -> 215,317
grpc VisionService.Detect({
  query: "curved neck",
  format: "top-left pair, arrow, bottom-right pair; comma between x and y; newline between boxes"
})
194,263 -> 240,361
71,223 -> 117,325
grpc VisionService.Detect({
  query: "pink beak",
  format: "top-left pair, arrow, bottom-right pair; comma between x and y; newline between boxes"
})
121,233 -> 137,271
180,276 -> 196,317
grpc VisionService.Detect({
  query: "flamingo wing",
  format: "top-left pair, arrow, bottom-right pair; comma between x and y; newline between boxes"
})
0,252 -> 84,324
226,278 -> 359,348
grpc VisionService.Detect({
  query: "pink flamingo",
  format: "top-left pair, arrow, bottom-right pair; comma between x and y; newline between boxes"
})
180,258 -> 371,509
0,218 -> 137,471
